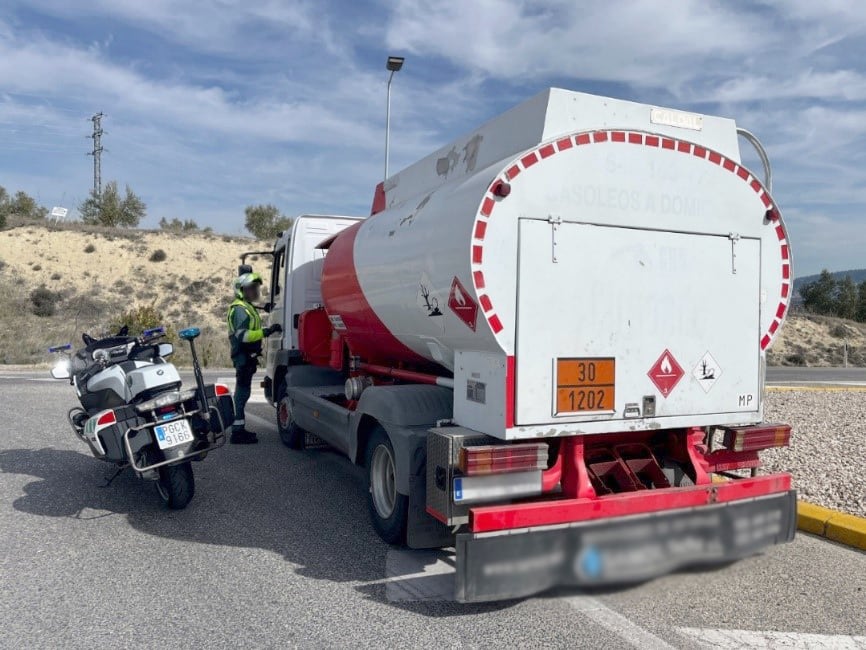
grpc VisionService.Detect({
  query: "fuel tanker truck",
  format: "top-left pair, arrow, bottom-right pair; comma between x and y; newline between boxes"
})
248,88 -> 795,602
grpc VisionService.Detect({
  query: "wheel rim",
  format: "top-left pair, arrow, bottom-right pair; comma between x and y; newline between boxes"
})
278,398 -> 291,429
370,444 -> 396,519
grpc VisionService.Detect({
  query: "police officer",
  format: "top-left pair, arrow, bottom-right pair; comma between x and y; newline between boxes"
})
227,272 -> 282,444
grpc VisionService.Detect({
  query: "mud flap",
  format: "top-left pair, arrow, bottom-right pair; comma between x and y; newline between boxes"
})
455,490 -> 797,603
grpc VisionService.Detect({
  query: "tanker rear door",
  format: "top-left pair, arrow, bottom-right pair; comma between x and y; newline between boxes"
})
514,219 -> 761,429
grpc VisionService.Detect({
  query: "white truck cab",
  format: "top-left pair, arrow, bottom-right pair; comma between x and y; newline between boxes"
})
258,215 -> 362,403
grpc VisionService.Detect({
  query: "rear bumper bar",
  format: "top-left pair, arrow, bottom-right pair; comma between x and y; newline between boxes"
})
455,489 -> 797,603
469,473 -> 792,532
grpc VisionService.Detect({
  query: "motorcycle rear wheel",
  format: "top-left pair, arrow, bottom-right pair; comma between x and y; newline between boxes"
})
156,461 -> 195,509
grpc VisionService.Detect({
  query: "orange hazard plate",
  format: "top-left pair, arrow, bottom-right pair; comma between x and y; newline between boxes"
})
556,358 -> 615,414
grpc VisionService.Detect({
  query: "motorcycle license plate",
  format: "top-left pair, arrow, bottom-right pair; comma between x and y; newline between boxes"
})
154,420 -> 194,449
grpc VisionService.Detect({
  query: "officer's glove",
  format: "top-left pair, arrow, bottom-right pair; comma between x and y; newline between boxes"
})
264,324 -> 283,337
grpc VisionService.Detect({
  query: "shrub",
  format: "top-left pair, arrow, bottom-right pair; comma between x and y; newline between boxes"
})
149,249 -> 167,262
84,243 -> 96,253
30,285 -> 60,317
830,323 -> 852,339
785,353 -> 806,366
51,272 -> 62,280
186,279 -> 210,301
110,304 -> 174,339
32,264 -> 41,271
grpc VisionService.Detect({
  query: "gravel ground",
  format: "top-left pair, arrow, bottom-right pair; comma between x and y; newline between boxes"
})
762,390 -> 866,518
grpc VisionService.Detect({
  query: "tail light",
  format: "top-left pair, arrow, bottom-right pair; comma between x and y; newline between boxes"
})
96,410 -> 116,427
723,424 -> 791,452
459,443 -> 548,476
215,383 -> 230,397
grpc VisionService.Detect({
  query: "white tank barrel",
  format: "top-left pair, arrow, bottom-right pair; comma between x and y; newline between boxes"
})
321,89 -> 790,439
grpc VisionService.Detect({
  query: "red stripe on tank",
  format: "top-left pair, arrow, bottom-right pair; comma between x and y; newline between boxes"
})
321,221 -> 434,368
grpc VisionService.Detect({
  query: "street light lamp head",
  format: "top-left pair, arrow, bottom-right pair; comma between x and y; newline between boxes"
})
386,56 -> 405,72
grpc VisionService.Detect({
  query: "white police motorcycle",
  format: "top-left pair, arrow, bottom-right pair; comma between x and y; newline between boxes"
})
49,326 -> 234,509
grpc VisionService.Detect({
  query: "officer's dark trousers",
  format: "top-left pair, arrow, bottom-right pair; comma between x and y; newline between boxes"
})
233,361 -> 257,432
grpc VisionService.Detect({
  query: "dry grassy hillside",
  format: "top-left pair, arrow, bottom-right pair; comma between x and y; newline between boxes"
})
0,221 -> 861,368
0,222 -> 269,367
768,312 -> 866,367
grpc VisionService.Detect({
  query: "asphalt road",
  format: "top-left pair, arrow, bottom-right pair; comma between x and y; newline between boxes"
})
766,366 -> 866,386
1,370 -> 865,649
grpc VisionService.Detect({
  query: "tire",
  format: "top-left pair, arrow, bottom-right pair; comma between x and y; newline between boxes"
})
156,461 -> 195,509
276,381 -> 306,450
365,426 -> 408,545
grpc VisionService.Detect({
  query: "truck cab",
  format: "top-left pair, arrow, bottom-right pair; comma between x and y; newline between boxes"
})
260,215 -> 362,404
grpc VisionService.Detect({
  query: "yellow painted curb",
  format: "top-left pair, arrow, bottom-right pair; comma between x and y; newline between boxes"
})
797,501 -> 866,551
712,476 -> 866,551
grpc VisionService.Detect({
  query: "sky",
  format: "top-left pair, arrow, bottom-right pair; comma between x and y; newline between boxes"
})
0,0 -> 864,276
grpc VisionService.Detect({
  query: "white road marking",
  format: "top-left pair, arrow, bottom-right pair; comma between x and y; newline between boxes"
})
381,549 -> 675,648
216,376 -> 268,404
676,627 -> 866,649
564,596 -> 676,649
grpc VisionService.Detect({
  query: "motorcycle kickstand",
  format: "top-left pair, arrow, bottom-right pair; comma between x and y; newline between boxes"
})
100,464 -> 128,488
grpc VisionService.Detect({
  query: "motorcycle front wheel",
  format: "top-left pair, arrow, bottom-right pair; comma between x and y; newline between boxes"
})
156,461 -> 195,509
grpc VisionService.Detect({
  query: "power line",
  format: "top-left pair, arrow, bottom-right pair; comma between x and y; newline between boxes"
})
87,112 -> 104,195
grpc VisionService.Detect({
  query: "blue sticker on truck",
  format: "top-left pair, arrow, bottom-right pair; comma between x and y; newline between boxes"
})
454,477 -> 463,502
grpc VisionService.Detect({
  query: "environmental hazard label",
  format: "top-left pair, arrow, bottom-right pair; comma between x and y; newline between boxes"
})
692,351 -> 722,393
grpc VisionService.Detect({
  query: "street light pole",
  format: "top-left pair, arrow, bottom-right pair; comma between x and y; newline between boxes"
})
385,56 -> 404,181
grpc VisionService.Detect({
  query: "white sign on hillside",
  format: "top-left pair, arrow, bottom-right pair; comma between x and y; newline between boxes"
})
50,206 -> 68,221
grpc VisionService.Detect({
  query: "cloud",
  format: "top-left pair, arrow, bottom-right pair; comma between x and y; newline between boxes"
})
386,0 -> 766,89
0,1 -> 864,275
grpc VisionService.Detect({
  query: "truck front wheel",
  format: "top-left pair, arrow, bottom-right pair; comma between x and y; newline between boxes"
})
365,426 -> 408,545
276,381 -> 306,450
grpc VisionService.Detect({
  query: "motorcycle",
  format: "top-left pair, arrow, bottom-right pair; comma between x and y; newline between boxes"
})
48,325 -> 234,509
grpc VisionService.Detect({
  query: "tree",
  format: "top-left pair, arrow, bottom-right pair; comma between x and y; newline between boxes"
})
0,187 -> 47,223
244,204 -> 292,240
0,186 -> 7,229
79,181 -> 146,227
836,275 -> 858,320
856,281 -> 866,322
159,217 -> 200,232
800,269 -> 837,316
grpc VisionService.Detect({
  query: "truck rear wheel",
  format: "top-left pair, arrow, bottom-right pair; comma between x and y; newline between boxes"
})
276,381 -> 305,450
366,426 -> 408,545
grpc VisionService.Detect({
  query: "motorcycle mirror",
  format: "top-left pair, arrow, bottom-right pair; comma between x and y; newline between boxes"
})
50,360 -> 71,380
157,343 -> 174,358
